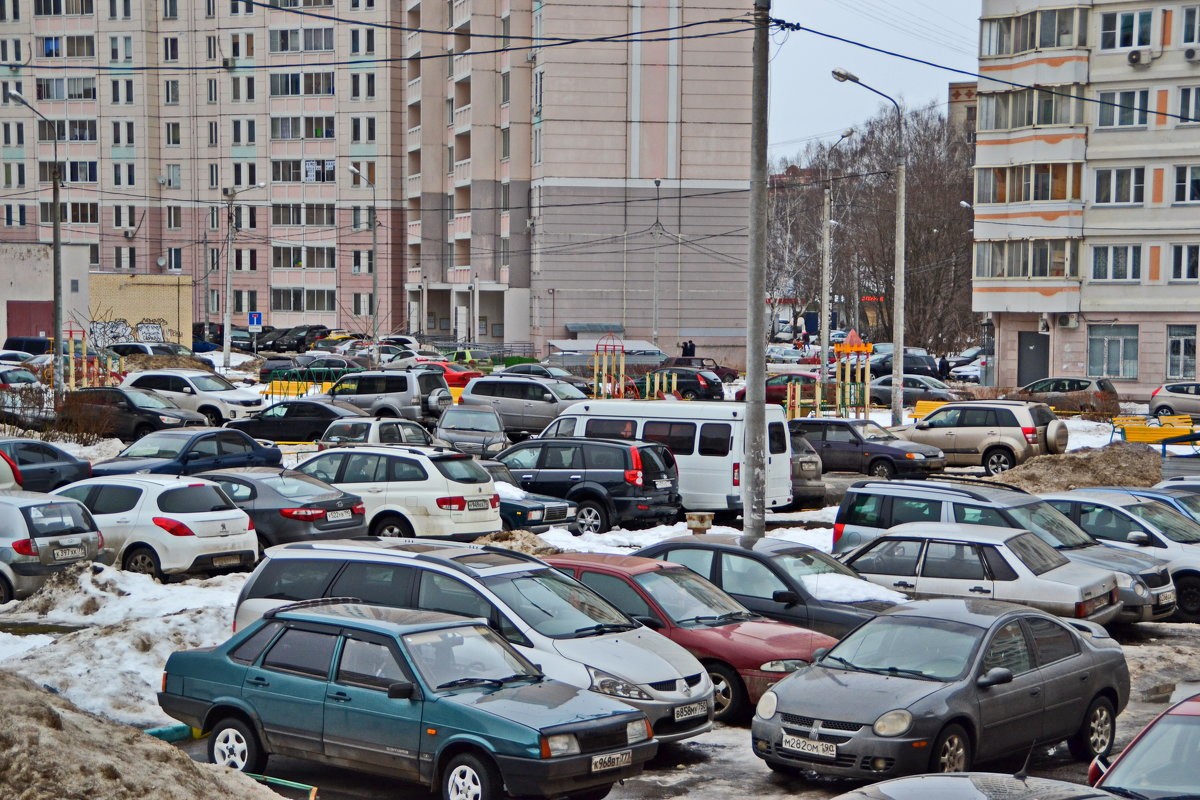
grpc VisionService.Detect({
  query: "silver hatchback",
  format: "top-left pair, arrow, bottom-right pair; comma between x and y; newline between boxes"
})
0,492 -> 103,603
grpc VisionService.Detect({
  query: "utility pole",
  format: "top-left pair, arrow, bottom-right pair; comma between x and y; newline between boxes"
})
221,183 -> 265,370
744,0 -> 770,539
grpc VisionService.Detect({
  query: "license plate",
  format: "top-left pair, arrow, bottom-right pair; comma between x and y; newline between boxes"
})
327,509 -> 353,521
655,479 -> 672,489
782,733 -> 837,759
673,701 -> 707,722
590,750 -> 632,772
211,555 -> 241,568
53,546 -> 85,560
467,499 -> 489,510
1160,590 -> 1176,604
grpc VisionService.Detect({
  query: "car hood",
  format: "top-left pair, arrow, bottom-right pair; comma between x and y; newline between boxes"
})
772,663 -> 945,715
869,436 -> 943,456
215,388 -> 263,403
554,627 -> 703,684
1061,543 -> 1170,575
160,408 -> 208,423
688,619 -> 837,661
91,456 -> 177,475
442,677 -> 638,727
832,773 -> 1114,800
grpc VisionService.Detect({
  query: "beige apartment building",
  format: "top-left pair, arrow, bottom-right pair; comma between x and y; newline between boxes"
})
975,0 -> 1200,399
0,0 -> 752,357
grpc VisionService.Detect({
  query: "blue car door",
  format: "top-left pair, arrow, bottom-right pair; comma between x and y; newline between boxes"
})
180,433 -> 223,475
217,431 -> 258,468
244,625 -> 337,756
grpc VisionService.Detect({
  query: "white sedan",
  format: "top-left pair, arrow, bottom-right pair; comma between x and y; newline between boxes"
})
949,356 -> 985,383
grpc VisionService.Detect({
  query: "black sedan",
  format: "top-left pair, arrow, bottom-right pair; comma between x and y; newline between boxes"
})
197,467 -> 367,550
61,386 -> 207,441
0,438 -> 90,491
224,400 -> 367,443
789,418 -> 946,479
636,367 -> 723,400
751,599 -> 1129,780
479,460 -> 577,533
633,534 -> 901,639
869,353 -> 940,379
91,428 -> 282,476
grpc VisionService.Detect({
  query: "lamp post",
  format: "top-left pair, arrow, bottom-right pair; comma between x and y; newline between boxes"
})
221,182 -> 265,370
832,68 -> 906,426
820,128 -> 854,386
8,90 -> 63,397
348,165 -> 379,362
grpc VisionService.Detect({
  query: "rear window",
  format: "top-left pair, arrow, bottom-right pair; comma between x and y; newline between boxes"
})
432,456 -> 491,484
21,501 -> 96,537
698,370 -> 721,382
157,485 -> 235,513
245,557 -> 341,601
1029,405 -> 1057,426
323,421 -> 371,443
639,445 -> 675,479
1005,532 -> 1069,575
843,492 -> 887,528
417,372 -> 448,395
768,421 -> 788,455
260,473 -> 339,501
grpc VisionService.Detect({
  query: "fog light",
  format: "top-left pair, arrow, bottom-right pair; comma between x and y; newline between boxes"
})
870,757 -> 888,771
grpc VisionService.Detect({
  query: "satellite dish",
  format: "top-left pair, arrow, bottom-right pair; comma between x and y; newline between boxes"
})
156,256 -> 167,267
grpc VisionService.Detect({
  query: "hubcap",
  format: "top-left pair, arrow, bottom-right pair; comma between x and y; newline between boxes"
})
1088,706 -> 1112,754
710,673 -> 732,716
577,508 -> 602,534
213,728 -> 249,770
1180,582 -> 1200,614
377,523 -> 402,537
126,553 -> 155,574
988,454 -> 1012,473
937,734 -> 966,772
447,765 -> 482,800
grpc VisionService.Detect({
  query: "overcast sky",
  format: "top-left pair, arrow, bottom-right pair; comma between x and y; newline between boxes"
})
768,0 -> 983,160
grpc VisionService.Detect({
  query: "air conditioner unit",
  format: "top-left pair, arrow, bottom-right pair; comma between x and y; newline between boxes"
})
1128,48 -> 1152,66
122,229 -> 135,239
1056,313 -> 1079,329
222,57 -> 234,69
525,50 -> 537,63
1187,48 -> 1200,63
221,187 -> 233,197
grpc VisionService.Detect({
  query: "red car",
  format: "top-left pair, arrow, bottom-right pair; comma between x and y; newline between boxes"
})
1089,689 -> 1200,793
734,371 -> 819,403
546,553 -> 837,722
421,360 -> 483,388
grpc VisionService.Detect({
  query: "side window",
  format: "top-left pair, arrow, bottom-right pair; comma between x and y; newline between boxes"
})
328,563 -> 415,606
658,548 -> 714,579
720,554 -> 787,599
261,627 -> 338,679
91,485 -> 143,514
768,421 -> 788,455
14,444 -> 56,464
1079,503 -> 1141,543
417,572 -> 494,620
925,408 -> 962,428
230,621 -> 283,664
498,446 -> 540,471
642,422 -> 696,454
848,539 -> 921,576
378,423 -> 401,443
981,620 -> 1033,675
843,493 -> 887,527
921,541 -> 987,580
469,381 -> 496,397
981,546 -> 1018,581
1025,616 -> 1079,665
585,419 -> 638,439
960,408 -> 991,427
543,417 -> 576,437
337,637 -> 410,690
243,557 -> 342,601
383,375 -> 409,393
954,504 -> 1009,527
823,426 -> 857,444
993,408 -> 1019,427
578,572 -> 652,618
189,435 -> 220,459
213,478 -> 254,502
54,485 -> 93,506
132,375 -> 166,391
388,457 -> 428,482
335,377 -> 361,395
168,377 -> 191,393
542,443 -> 584,470
219,432 -> 252,455
297,453 -> 344,483
582,443 -> 625,470
891,498 -> 942,525
698,423 -> 731,457
499,381 -> 528,400
400,422 -> 431,443
342,453 -> 387,483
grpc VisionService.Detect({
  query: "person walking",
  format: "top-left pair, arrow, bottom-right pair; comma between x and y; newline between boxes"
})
938,355 -> 951,380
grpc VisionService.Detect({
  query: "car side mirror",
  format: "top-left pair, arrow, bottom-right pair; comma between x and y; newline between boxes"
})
387,680 -> 415,700
1088,754 -> 1110,784
182,451 -> 201,461
812,647 -> 828,662
976,667 -> 1013,688
915,421 -> 930,430
634,615 -> 664,630
772,589 -> 800,607
182,386 -> 194,394
1127,531 -> 1150,545
542,392 -> 553,402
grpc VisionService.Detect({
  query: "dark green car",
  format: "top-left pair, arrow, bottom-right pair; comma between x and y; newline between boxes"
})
274,356 -> 365,383
158,601 -> 657,800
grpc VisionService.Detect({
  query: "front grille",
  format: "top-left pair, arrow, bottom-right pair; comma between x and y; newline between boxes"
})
763,742 -> 858,769
543,504 -> 570,523
1143,568 -> 1172,589
780,713 -> 863,733
649,673 -> 703,692
576,724 -> 627,754
652,713 -> 710,738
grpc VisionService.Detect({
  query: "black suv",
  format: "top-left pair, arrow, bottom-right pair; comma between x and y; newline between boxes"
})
789,417 -> 945,479
495,438 -> 680,534
61,386 -> 206,441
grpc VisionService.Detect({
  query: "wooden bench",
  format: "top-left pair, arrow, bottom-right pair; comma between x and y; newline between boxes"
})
1156,414 -> 1195,428
1120,425 -> 1195,444
913,400 -> 947,419
1112,415 -> 1149,428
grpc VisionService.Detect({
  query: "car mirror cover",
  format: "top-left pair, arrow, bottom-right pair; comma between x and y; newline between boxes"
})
976,666 -> 1013,688
772,589 -> 800,606
387,681 -> 416,700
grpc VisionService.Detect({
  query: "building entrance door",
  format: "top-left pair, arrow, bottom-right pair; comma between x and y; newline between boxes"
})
1016,330 -> 1050,386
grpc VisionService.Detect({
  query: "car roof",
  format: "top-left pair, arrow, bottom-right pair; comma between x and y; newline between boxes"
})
0,489 -> 91,506
848,477 -> 1032,502
126,368 -> 211,377
1044,489 -> 1145,507
269,601 -> 477,635
66,474 -> 221,489
885,522 -> 1027,544
546,552 -> 678,575
0,437 -> 67,449
878,597 -> 1027,627
266,537 -> 548,577
140,426 -> 228,438
642,533 -> 820,556
1165,692 -> 1200,718
307,444 -> 464,458
198,466 -> 292,478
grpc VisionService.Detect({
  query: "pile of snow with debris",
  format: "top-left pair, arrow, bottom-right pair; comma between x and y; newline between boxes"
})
987,440 -> 1162,493
472,529 -> 560,556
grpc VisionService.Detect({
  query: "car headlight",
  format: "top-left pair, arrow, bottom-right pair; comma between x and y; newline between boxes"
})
158,415 -> 182,424
588,666 -> 652,701
527,509 -> 544,522
935,450 -> 944,458
760,659 -> 807,673
566,508 -> 577,519
626,719 -> 651,744
873,709 -> 913,737
755,690 -> 778,719
1132,578 -> 1149,598
905,452 -> 925,460
540,733 -> 580,758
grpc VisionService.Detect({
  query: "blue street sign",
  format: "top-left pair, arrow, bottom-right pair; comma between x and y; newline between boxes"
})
248,312 -> 262,326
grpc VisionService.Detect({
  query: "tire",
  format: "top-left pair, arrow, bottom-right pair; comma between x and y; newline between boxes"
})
0,575 -> 12,605
929,723 -> 972,773
208,717 -> 266,774
1046,419 -> 1069,454
707,662 -> 748,723
375,408 -> 396,418
1155,405 -> 1176,417
371,514 -> 414,538
574,501 -> 610,535
682,390 -> 698,400
982,447 -> 1015,475
132,424 -> 154,440
442,752 -> 501,800
1067,696 -> 1116,762
304,431 -> 322,442
867,459 -> 896,479
122,546 -> 163,581
199,407 -> 223,427
1174,575 -> 1200,623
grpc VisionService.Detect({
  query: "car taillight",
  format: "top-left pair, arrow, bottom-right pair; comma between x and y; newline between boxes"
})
11,538 -> 37,556
352,502 -> 366,515
280,507 -> 327,521
490,493 -> 500,509
696,374 -> 708,388
732,462 -> 741,487
437,496 -> 467,511
624,445 -> 644,486
0,450 -> 23,488
246,517 -> 255,531
1022,426 -> 1037,444
832,522 -> 845,546
152,517 -> 195,537
97,531 -> 104,549
1151,387 -> 1161,398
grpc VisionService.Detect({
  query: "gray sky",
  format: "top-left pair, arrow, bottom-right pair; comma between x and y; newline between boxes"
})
768,0 -> 983,160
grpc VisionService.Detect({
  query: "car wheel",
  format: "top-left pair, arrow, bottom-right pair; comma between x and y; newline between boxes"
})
0,575 -> 12,605
199,407 -> 223,426
1067,696 -> 1115,761
442,752 -> 500,800
930,723 -> 972,773
132,424 -> 154,440
1155,405 -> 1176,417
375,408 -> 396,418
982,447 -> 1015,475
867,459 -> 896,479
707,662 -> 748,723
208,717 -> 266,774
1173,575 -> 1200,623
371,514 -> 414,538
574,501 -> 610,535
682,390 -> 698,400
122,546 -> 163,581
569,787 -> 613,800
1046,419 -> 1069,455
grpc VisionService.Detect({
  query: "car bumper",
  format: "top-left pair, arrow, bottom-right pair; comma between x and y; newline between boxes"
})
613,497 -> 679,526
156,691 -> 208,729
263,520 -> 370,547
893,458 -> 945,474
752,717 -> 932,779
493,740 -> 658,797
790,480 -> 825,500
1083,601 -> 1124,627
1116,587 -> 1176,623
180,549 -> 257,575
740,670 -> 787,705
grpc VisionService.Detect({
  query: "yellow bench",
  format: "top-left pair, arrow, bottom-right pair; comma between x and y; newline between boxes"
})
1112,415 -> 1149,428
913,400 -> 947,419
1120,425 -> 1194,444
1156,414 -> 1194,428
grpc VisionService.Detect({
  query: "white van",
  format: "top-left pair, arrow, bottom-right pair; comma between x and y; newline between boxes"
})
538,399 -> 793,514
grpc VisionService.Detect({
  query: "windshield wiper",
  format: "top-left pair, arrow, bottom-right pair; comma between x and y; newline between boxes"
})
436,676 -> 503,690
496,672 -> 543,684
574,622 -> 636,637
1098,789 -> 1151,800
681,615 -> 722,626
881,666 -> 933,679
823,654 -> 859,671
716,611 -> 758,622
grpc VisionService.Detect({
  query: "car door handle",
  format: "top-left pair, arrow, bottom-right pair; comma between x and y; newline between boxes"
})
327,691 -> 351,703
1080,673 -> 1091,682
893,581 -> 914,589
968,586 -> 991,594
365,488 -> 383,493
1030,688 -> 1041,697
246,676 -> 270,687
114,518 -> 131,524
568,474 -> 582,481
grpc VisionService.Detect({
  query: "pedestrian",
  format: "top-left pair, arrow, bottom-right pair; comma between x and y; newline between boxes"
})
679,341 -> 688,356
938,355 -> 950,380
686,340 -> 696,357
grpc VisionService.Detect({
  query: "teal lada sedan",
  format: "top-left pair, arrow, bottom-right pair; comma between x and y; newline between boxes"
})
158,601 -> 657,800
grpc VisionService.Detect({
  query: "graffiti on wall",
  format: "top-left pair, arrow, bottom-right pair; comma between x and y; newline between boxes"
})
88,318 -> 177,348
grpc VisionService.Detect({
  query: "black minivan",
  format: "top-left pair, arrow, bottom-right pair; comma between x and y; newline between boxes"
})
494,438 -> 680,534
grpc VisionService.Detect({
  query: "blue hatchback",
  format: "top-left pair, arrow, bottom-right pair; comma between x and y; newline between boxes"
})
91,427 -> 282,476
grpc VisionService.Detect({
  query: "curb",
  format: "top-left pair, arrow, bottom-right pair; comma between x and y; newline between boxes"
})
143,724 -> 196,743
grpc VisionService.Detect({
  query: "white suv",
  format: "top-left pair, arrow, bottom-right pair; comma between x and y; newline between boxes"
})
294,445 -> 501,539
121,369 -> 264,425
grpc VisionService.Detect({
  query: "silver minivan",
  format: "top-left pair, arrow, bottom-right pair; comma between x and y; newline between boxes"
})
314,369 -> 451,425
459,375 -> 587,436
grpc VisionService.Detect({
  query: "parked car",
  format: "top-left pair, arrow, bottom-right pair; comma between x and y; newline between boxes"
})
787,433 -> 825,509
734,371 -> 819,404
548,553 -> 838,722
842,522 -> 1122,625
946,345 -> 992,371
420,360 -> 484,388
765,345 -> 805,364
121,369 -> 265,425
634,367 -> 723,401
233,539 -> 716,743
434,405 -> 511,456
660,357 -> 738,383
312,369 -> 452,427
1149,381 -> 1200,419
495,362 -> 593,392
478,460 -> 577,533
789,417 -> 946,479
834,479 -> 1177,623
1095,485 -> 1200,525
892,400 -> 1068,475
0,350 -> 34,364
316,416 -> 452,451
0,492 -> 103,602
1003,376 -> 1119,413
270,324 -> 329,353
224,400 -> 367,443
0,438 -> 90,492
160,601 -> 658,797
90,427 -> 283,477
495,438 -> 680,534
107,341 -> 214,368
294,445 -> 500,538
257,354 -> 317,383
460,376 -> 588,436
444,348 -> 495,369
633,534 -> 902,639
869,353 -> 940,380
273,355 -> 365,383
834,772 -> 1119,800
197,467 -> 368,551
54,475 -> 254,579
950,359 -> 985,382
386,348 -> 449,369
253,328 -> 288,352
869,374 -> 961,406
752,599 -> 1129,778
0,449 -> 21,489
1089,688 -> 1200,796
61,386 -> 207,442
0,365 -> 44,391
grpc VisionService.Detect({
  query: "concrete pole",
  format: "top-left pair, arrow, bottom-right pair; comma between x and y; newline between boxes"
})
819,186 -> 831,391
891,161 -> 906,427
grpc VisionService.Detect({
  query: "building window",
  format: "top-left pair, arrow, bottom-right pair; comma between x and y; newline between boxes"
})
500,72 -> 510,104
162,0 -> 176,18
500,127 -> 510,160
165,163 -> 181,188
499,237 -> 509,267
975,239 -> 1078,278
350,72 -> 375,99
164,121 -> 181,146
977,85 -> 1085,131
207,78 -> 217,103
208,121 -> 218,146
209,163 -> 219,188
114,246 -> 136,270
352,293 -> 374,316
1186,7 -> 1200,44
1098,90 -> 1148,128
305,289 -> 336,311
350,161 -> 375,186
208,208 -> 220,229
166,205 -> 182,228
1173,244 -> 1200,281
1176,166 -> 1200,203
271,287 -> 303,311
1168,325 -> 1197,380
164,79 -> 179,104
1088,324 -> 1138,379
162,37 -> 178,61
1094,167 -> 1144,205
2,162 -> 25,188
532,126 -> 542,166
235,249 -> 257,271
352,250 -> 373,273
1181,86 -> 1200,123
166,247 -> 182,270
1099,10 -> 1152,50
1091,244 -> 1141,281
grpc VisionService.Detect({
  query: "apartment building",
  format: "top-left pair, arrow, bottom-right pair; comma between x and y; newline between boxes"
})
975,0 -> 1200,399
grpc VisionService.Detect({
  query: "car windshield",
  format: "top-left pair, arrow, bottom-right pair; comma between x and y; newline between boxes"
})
823,615 -> 982,682
119,433 -> 189,459
772,548 -> 861,579
1006,532 -> 1070,574
547,367 -> 573,378
484,464 -> 519,487
483,570 -> 634,639
1167,492 -> 1200,519
857,421 -> 898,442
125,389 -> 175,410
259,473 -> 339,500
1008,501 -> 1096,549
549,382 -> 587,400
1126,502 -> 1200,543
1098,713 -> 1200,797
634,568 -> 747,625
190,374 -> 238,392
403,624 -> 538,690
440,407 -> 502,432
323,421 -> 370,442
0,369 -> 38,384
154,343 -> 191,356
923,377 -> 950,389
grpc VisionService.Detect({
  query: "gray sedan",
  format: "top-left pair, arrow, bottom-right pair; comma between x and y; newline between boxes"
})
869,374 -> 961,407
751,598 -> 1130,780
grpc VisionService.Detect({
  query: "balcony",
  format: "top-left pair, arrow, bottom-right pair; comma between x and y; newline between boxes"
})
407,125 -> 421,150
406,77 -> 422,105
452,53 -> 470,80
406,173 -> 421,198
452,0 -> 471,28
449,266 -> 472,284
445,212 -> 471,240
453,158 -> 471,186
499,265 -> 509,285
453,104 -> 471,132
405,30 -> 420,51
407,219 -> 422,245
407,266 -> 422,283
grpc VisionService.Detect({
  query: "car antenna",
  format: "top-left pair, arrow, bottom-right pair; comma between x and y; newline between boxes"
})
1013,739 -> 1036,781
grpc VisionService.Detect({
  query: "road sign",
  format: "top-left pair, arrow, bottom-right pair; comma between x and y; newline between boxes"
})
247,312 -> 262,333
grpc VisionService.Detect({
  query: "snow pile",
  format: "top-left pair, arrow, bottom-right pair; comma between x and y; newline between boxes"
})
797,573 -> 906,604
986,440 -> 1162,493
494,481 -> 528,500
472,529 -> 561,556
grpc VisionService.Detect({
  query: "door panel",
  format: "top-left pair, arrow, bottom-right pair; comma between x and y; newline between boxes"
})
976,620 -> 1043,758
915,541 -> 994,600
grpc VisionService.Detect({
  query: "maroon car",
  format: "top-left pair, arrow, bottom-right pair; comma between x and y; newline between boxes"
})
734,371 -> 819,404
661,356 -> 738,383
547,553 -> 837,722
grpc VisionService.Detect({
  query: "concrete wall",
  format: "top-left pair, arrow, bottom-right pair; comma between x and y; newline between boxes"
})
88,273 -> 194,345
0,242 -> 90,340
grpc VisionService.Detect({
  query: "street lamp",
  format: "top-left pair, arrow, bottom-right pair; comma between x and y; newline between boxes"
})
8,90 -> 63,397
820,128 -> 854,386
347,164 -> 378,362
832,68 -> 906,426
221,182 -> 265,370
